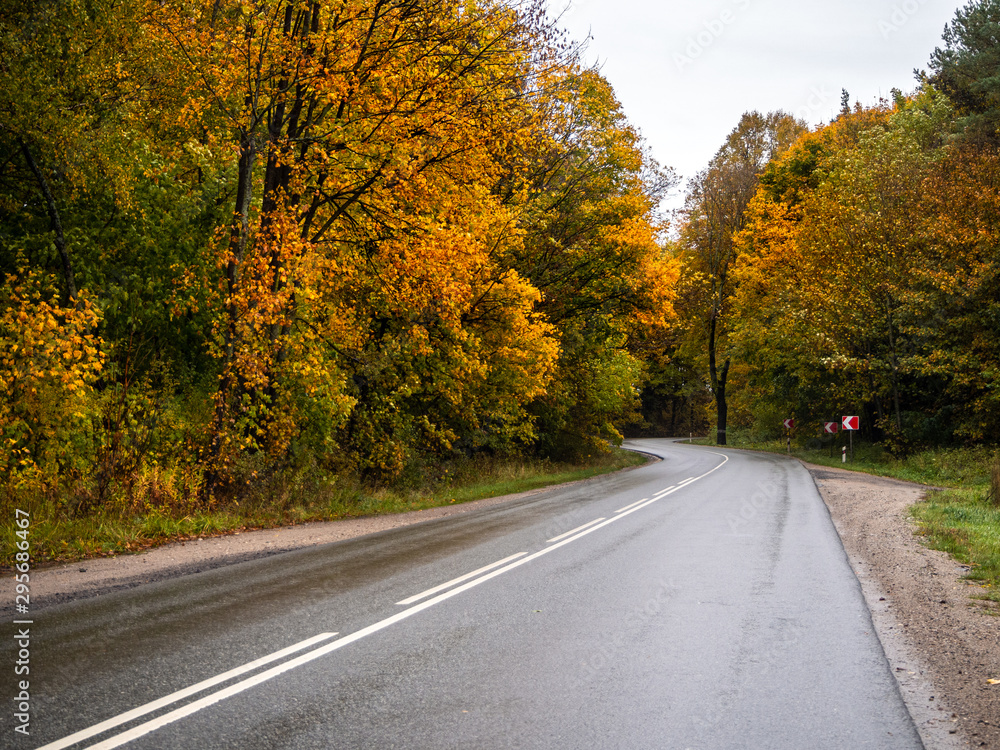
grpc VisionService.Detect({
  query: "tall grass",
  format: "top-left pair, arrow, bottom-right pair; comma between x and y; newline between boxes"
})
989,453 -> 1000,508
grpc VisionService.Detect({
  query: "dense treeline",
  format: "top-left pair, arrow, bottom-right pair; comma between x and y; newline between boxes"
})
666,0 -> 1000,452
9,0 -> 1000,523
0,0 -> 676,512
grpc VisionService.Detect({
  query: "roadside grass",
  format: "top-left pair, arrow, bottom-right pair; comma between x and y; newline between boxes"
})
909,488 -> 1000,606
1,449 -> 646,567
695,430 -> 1000,604
695,431 -> 994,487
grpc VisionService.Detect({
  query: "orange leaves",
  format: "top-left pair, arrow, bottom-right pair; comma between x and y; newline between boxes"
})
0,0 -> 684,501
14,0 -> 670,483
335,179 -> 561,474
181,0 -> 580,478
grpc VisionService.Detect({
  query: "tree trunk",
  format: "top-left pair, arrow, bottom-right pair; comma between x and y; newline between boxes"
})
708,311 -> 730,445
715,358 -> 730,445
886,317 -> 903,432
19,139 -> 77,306
205,130 -> 258,495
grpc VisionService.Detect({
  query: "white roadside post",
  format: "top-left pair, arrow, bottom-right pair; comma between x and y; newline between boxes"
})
842,416 -> 860,461
783,418 -> 795,454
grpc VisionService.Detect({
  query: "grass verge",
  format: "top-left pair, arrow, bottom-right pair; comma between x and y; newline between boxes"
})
2,449 -> 646,567
694,431 -> 1000,604
695,433 -> 994,487
909,488 -> 1000,606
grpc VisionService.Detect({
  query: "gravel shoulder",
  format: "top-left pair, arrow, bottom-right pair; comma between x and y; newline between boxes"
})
807,462 -> 999,750
16,455 -> 999,748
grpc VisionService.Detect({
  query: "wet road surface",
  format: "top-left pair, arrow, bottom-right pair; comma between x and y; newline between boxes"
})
5,440 -> 922,749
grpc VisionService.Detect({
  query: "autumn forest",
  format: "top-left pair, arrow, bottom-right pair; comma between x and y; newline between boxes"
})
3,0 -> 999,531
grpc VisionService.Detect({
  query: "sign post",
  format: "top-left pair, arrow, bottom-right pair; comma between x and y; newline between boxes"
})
842,416 -> 859,461
823,421 -> 839,457
783,419 -> 795,453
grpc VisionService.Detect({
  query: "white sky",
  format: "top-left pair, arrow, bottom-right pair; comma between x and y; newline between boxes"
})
549,0 -> 965,209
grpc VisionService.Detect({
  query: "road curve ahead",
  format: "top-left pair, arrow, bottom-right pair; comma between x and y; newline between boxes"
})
8,440 -> 921,749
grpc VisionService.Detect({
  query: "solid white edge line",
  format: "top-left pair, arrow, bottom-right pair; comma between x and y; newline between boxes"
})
614,498 -> 649,514
74,449 -> 732,750
396,552 -> 528,605
546,518 -> 606,543
36,632 -> 340,750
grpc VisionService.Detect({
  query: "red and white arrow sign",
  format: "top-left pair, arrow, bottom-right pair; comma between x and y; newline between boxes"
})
842,416 -> 860,431
824,422 -> 839,434
783,418 -> 795,430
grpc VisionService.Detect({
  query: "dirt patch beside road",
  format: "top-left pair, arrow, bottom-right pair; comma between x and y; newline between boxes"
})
807,462 -> 999,749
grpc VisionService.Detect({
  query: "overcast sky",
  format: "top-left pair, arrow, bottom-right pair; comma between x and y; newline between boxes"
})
549,0 -> 965,209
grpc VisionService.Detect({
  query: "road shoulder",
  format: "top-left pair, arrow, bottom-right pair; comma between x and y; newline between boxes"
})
806,462 -> 999,750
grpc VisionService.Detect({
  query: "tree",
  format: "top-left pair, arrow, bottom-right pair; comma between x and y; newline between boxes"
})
0,0 -> 220,505
731,92 -> 958,448
143,0 -> 572,485
677,111 -> 805,444
912,146 -> 1000,441
0,0 -> 684,512
928,0 -> 1000,144
506,68 -> 679,458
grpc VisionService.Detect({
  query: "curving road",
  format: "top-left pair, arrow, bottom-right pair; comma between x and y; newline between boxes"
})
6,440 -> 922,749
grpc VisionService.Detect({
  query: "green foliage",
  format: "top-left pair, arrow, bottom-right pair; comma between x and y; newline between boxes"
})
629,342 -> 711,439
508,67 -> 679,459
928,0 -> 1000,144
532,337 -> 645,459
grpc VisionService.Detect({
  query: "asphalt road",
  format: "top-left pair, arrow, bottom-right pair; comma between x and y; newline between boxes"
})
5,440 -> 923,749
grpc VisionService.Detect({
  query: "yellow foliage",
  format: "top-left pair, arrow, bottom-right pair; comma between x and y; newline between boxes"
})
0,273 -> 104,491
